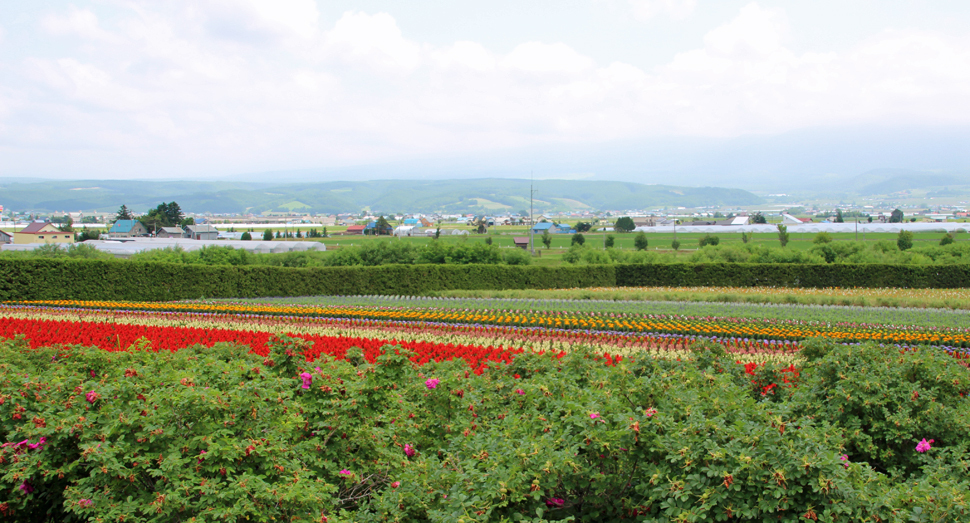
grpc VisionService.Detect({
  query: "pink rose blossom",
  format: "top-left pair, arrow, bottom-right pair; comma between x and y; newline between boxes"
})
404,444 -> 416,457
339,469 -> 352,476
79,499 -> 94,508
515,389 -> 525,395
299,372 -> 313,389
590,412 -> 600,420
916,438 -> 935,453
425,378 -> 440,390
545,498 -> 565,508
27,437 -> 47,451
85,391 -> 100,404
390,481 -> 401,488
18,481 -> 33,494
645,408 -> 657,418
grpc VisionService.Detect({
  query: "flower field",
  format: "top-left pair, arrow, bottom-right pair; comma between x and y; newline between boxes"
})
4,297 -> 970,521
3,298 -> 970,365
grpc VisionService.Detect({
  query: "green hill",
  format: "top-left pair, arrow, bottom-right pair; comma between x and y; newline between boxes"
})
0,179 -> 763,214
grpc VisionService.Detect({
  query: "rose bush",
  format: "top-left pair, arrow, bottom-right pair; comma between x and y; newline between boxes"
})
1,337 -> 968,521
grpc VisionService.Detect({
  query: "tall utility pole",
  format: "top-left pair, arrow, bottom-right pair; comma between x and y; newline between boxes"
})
529,172 -> 538,255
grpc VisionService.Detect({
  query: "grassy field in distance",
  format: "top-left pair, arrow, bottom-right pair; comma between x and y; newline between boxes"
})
230,223 -> 967,255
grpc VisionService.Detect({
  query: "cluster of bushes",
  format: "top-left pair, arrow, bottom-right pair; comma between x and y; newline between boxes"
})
322,241 -> 532,267
128,245 -> 325,268
562,239 -> 970,265
2,242 -> 532,268
2,337 -> 968,521
0,244 -> 114,261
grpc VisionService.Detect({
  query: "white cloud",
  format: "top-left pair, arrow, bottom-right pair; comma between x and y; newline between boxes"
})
628,0 -> 696,21
42,6 -> 117,42
703,2 -> 787,57
199,0 -> 319,42
320,12 -> 421,71
432,41 -> 496,72
5,3 -> 970,177
502,42 -> 593,74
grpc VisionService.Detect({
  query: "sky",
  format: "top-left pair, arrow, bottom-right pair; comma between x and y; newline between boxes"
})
1,0 -> 970,182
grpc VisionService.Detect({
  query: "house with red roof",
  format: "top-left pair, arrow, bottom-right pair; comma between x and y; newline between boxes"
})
13,222 -> 75,245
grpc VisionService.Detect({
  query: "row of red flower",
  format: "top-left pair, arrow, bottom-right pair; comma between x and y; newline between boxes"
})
0,318 -> 630,373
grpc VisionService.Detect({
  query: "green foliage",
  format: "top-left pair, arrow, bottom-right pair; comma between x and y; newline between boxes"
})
741,231 -> 750,244
562,245 -> 611,265
633,232 -> 648,251
374,216 -> 392,236
813,232 -> 833,244
752,212 -> 767,224
890,209 -> 905,223
613,217 -> 635,232
570,233 -> 585,246
604,234 -> 615,248
240,231 -> 252,241
501,248 -> 532,266
835,208 -> 844,223
792,342 -> 970,478
671,239 -> 680,251
573,221 -> 592,233
898,230 -> 914,251
262,229 -> 273,241
777,224 -> 789,247
76,229 -> 103,242
0,259 -> 613,300
698,234 -> 720,247
2,339 -> 967,521
0,243 -> 114,261
941,234 -> 955,246
613,262 -> 970,288
139,202 -> 185,233
541,230 -> 552,249
115,205 -> 133,221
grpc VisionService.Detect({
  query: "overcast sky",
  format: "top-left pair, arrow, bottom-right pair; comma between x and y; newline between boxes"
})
1,0 -> 969,180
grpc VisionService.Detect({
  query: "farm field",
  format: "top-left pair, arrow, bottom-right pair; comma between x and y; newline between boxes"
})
238,226 -> 969,255
3,295 -> 970,520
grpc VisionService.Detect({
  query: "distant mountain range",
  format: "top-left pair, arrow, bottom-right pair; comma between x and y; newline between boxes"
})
0,179 -> 763,215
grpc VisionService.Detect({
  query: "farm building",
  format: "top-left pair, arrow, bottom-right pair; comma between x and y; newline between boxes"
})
344,225 -> 366,235
513,237 -> 530,250
531,222 -> 572,234
0,230 -> 12,244
156,226 -> 185,238
364,221 -> 394,235
13,222 -> 75,244
108,220 -> 149,238
185,224 -> 219,240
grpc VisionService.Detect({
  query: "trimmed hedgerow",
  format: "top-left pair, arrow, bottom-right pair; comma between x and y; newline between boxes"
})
2,259 -> 970,302
0,259 -> 614,301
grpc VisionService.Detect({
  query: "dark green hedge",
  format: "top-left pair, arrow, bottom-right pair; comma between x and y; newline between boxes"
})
614,263 -> 970,288
2,260 -> 968,301
0,260 -> 615,301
